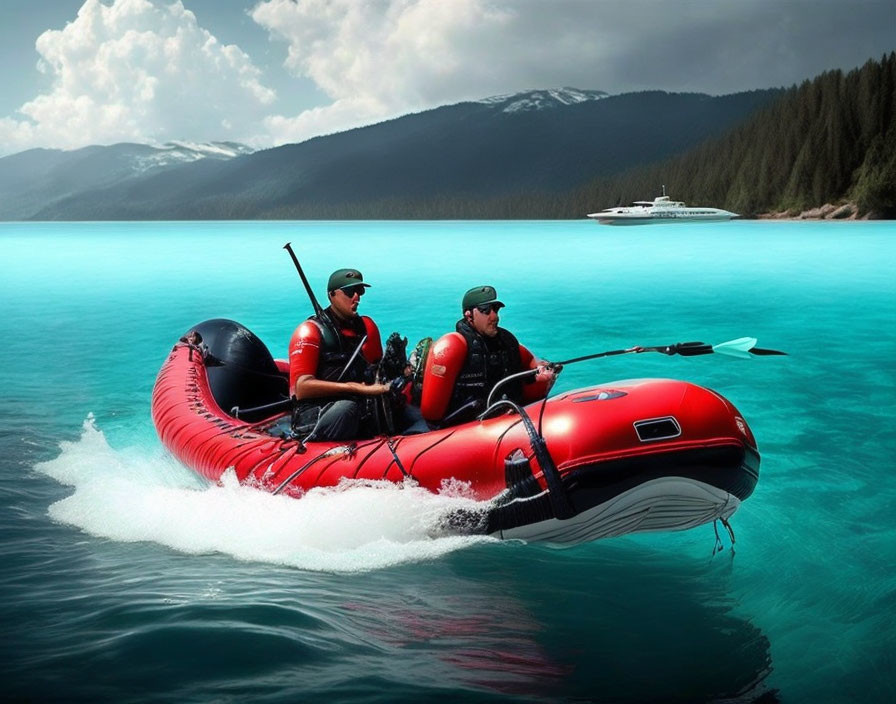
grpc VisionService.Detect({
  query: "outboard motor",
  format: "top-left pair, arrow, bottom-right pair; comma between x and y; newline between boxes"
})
185,318 -> 289,422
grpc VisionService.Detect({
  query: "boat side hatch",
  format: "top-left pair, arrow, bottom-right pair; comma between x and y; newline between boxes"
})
572,389 -> 627,403
634,416 -> 681,442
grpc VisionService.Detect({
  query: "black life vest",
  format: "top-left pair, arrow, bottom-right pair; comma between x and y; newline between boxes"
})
292,309 -> 378,431
307,308 -> 371,384
447,319 -> 523,417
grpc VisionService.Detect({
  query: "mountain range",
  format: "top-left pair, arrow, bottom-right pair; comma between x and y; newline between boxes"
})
0,141 -> 253,221
0,87 -> 779,220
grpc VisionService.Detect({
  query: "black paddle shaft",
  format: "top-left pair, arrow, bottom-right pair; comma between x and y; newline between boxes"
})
555,341 -> 713,366
283,242 -> 324,318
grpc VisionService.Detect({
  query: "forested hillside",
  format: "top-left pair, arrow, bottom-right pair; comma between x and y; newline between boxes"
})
6,54 -> 893,220
571,52 -> 896,218
23,89 -> 777,221
305,53 -> 895,220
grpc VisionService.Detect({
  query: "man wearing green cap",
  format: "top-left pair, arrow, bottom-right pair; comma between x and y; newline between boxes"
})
419,285 -> 555,426
288,268 -> 390,440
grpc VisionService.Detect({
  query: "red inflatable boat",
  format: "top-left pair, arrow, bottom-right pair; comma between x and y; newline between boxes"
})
151,319 -> 760,544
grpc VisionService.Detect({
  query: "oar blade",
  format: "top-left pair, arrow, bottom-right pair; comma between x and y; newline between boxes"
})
712,336 -> 757,359
555,337 -> 786,367
749,347 -> 788,356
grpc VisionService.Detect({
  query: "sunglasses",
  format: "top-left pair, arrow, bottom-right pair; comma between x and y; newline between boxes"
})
475,303 -> 501,315
340,284 -> 366,298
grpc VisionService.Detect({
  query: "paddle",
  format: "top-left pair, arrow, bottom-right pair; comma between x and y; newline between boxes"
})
484,338 -> 784,410
552,337 -> 786,368
283,242 -> 324,318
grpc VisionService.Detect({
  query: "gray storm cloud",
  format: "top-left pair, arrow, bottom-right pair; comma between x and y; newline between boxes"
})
1,0 -> 892,154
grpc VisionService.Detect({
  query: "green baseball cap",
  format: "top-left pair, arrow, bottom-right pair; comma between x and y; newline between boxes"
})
327,268 -> 371,291
462,285 -> 504,312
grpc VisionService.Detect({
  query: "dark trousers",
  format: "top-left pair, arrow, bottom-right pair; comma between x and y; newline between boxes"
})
296,399 -> 363,442
294,399 -> 431,441
400,404 -> 430,434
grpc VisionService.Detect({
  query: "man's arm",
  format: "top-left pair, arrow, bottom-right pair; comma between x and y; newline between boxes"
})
360,316 -> 383,364
519,344 -> 555,402
294,376 -> 389,400
290,320 -> 388,400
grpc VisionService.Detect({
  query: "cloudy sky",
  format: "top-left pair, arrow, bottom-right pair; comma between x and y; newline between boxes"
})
0,0 -> 892,157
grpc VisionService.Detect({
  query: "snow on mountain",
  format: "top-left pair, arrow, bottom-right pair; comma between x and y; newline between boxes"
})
478,87 -> 609,113
132,141 -> 255,173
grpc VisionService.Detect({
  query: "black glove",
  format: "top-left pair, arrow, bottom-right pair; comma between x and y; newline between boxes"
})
390,375 -> 409,398
381,332 -> 409,380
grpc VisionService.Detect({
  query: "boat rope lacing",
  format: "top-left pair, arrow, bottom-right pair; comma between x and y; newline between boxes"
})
271,443 -> 358,495
382,436 -> 410,478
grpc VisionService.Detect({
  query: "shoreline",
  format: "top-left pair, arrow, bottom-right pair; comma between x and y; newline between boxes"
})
755,202 -> 879,221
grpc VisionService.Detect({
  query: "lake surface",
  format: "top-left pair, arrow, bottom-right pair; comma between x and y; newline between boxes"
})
1,219 -> 894,702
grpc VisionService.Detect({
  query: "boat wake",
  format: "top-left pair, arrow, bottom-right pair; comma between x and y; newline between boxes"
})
33,416 -> 498,573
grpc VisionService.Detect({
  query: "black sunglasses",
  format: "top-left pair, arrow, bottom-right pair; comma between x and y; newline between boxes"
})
475,303 -> 501,315
340,284 -> 366,298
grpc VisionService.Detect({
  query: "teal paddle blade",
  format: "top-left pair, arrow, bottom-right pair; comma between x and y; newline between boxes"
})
712,337 -> 757,359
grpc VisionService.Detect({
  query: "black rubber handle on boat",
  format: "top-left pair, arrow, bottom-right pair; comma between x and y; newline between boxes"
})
284,242 -> 324,319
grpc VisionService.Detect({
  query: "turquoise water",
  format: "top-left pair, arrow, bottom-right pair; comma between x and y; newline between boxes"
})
1,220 -> 895,702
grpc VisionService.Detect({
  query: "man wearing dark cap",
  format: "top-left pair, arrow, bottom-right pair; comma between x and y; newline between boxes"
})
420,285 -> 555,426
288,268 -> 390,440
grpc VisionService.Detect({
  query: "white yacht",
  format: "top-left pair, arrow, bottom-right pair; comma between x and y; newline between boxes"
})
587,187 -> 738,225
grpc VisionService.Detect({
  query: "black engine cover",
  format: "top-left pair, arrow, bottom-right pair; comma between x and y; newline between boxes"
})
186,318 -> 289,421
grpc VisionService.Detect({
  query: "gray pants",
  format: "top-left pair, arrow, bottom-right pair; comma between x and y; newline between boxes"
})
400,404 -> 430,434
295,399 -> 430,441
299,399 -> 363,442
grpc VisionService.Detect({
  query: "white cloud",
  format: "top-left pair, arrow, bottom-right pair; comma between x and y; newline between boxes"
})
249,0 -> 768,146
0,0 -> 275,153
252,0 -> 522,144
1,0 -> 891,155
252,0 -> 896,147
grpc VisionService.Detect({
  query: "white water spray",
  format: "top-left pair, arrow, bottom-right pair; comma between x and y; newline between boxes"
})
35,416 -> 497,573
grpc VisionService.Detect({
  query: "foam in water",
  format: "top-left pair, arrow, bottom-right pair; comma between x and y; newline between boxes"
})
34,416 -> 497,573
